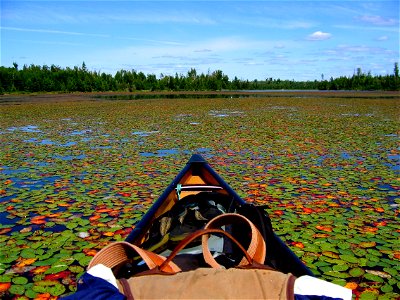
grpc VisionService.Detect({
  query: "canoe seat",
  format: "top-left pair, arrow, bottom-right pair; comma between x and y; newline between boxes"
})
140,192 -> 233,252
126,191 -> 278,274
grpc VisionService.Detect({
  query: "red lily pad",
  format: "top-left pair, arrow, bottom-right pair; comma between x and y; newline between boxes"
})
0,282 -> 11,292
44,270 -> 71,280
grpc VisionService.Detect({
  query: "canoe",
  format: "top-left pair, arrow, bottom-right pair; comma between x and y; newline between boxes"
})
125,154 -> 313,277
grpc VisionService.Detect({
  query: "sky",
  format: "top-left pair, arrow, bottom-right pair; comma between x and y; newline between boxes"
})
1,0 -> 399,81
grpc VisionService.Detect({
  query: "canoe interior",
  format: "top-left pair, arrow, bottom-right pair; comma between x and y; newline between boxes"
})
153,162 -> 230,219
125,154 -> 313,277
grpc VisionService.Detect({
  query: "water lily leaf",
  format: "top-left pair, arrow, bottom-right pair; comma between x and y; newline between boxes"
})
344,282 -> 358,290
44,270 -> 71,280
380,284 -> 393,293
15,258 -> 37,268
25,288 -> 39,298
33,280 -> 66,296
20,249 -> 36,259
366,261 -> 380,268
367,253 -> 380,262
322,251 -> 340,259
66,222 -> 78,229
0,282 -> 11,292
331,278 -> 347,286
353,248 -> 367,257
332,264 -> 349,272
359,290 -> 379,300
12,277 -> 28,285
339,254 -> 358,263
349,267 -> 365,277
44,265 -> 69,274
324,270 -> 350,279
31,266 -> 50,275
30,216 -> 47,225
9,284 -> 25,295
383,267 -> 398,277
0,228 -> 12,235
45,221 -> 56,228
359,241 -> 377,248
364,273 -> 384,283
69,265 -> 84,273
367,249 -> 382,257
78,256 -> 92,267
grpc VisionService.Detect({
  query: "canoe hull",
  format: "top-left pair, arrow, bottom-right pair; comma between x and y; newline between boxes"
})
126,154 -> 313,277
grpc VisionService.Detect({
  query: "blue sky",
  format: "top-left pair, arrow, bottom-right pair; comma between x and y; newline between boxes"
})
1,1 -> 399,81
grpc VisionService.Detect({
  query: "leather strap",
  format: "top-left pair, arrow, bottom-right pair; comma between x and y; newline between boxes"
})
119,278 -> 134,300
88,241 -> 181,273
158,228 -> 254,272
203,213 -> 266,268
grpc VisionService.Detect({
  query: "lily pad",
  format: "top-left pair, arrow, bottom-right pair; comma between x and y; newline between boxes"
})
364,273 -> 385,283
359,290 -> 379,300
324,270 -> 350,279
44,265 -> 69,274
380,284 -> 393,293
339,254 -> 358,264
332,264 -> 349,272
25,288 -> 39,298
12,277 -> 28,285
349,267 -> 365,277
33,280 -> 66,296
9,284 -> 25,295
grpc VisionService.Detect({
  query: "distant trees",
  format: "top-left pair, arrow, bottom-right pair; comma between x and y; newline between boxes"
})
0,62 -> 398,94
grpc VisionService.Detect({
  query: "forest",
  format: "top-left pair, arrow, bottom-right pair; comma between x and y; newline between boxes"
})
0,62 -> 399,93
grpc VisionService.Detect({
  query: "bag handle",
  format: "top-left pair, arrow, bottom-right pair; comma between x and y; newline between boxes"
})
157,228 -> 254,272
203,213 -> 266,268
88,241 -> 181,273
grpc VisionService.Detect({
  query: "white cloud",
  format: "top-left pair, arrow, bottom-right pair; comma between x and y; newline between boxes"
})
358,15 -> 397,26
307,31 -> 332,41
377,36 -> 389,41
274,44 -> 285,49
334,24 -> 399,32
0,26 -> 108,37
336,45 -> 385,54
1,26 -> 183,46
194,49 -> 213,53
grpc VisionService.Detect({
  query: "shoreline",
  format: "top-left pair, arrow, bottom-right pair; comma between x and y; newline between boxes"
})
1,90 -> 399,104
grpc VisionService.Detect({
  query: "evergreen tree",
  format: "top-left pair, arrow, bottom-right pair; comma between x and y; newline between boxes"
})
0,62 -> 399,93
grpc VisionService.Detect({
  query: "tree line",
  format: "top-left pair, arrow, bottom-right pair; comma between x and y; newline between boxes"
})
0,62 -> 398,94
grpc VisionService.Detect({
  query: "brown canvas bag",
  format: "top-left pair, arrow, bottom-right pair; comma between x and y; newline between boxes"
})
119,267 -> 295,299
89,214 -> 296,300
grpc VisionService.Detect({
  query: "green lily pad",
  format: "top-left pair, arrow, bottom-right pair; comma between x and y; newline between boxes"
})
9,284 -> 25,295
324,270 -> 350,279
66,222 -> 78,229
339,254 -> 358,263
12,277 -> 28,285
330,278 -> 347,286
353,248 -> 367,257
25,288 -> 39,298
332,264 -> 349,272
364,273 -> 385,283
69,265 -> 84,273
20,248 -> 36,259
383,267 -> 398,277
322,251 -> 340,259
359,291 -> 379,300
33,280 -> 66,296
380,284 -> 393,293
45,265 -> 69,274
78,256 -> 92,267
349,267 -> 365,277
